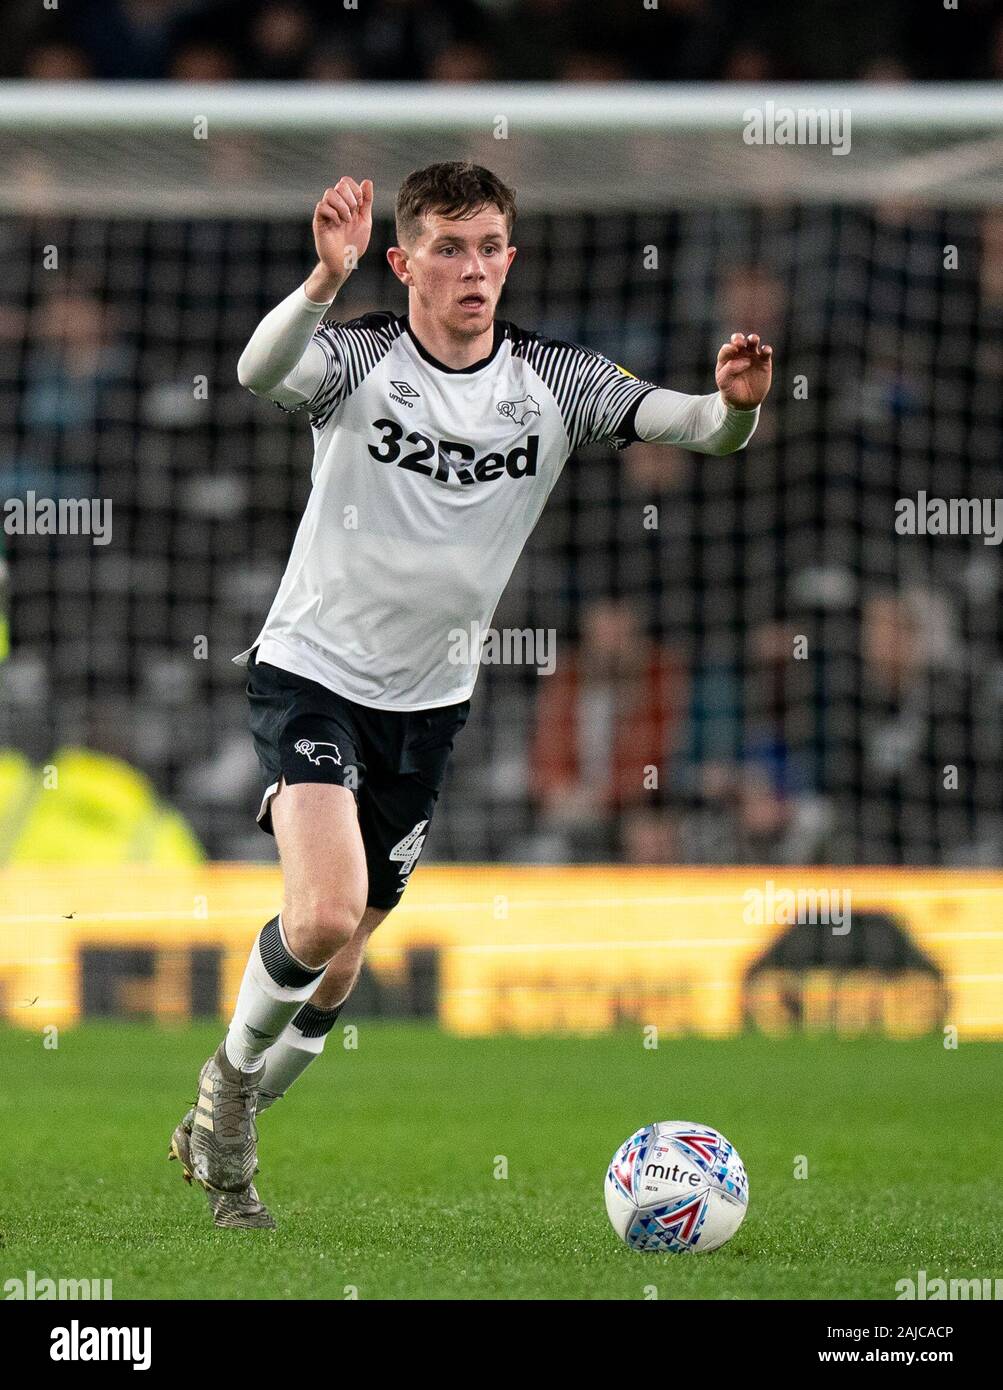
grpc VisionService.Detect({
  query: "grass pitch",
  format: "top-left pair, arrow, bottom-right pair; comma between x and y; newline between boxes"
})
1,1023 -> 1000,1300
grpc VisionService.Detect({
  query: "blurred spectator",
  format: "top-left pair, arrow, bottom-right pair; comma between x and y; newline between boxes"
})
556,51 -> 630,83
619,802 -> 682,865
623,441 -> 689,497
429,41 -> 496,83
979,210 -> 1003,307
169,41 -> 239,81
670,620 -> 822,863
859,57 -> 911,84
531,596 -> 685,855
832,588 -> 994,864
720,45 -> 775,82
23,43 -> 94,81
717,266 -> 786,350
248,1 -> 315,79
0,283 -> 126,511
305,46 -> 363,81
21,286 -> 125,435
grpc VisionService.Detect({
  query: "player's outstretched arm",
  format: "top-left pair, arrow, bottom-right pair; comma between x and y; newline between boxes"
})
634,332 -> 773,456
237,178 -> 374,405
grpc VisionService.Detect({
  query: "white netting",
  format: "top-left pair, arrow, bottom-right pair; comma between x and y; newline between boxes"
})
1,85 -> 1001,864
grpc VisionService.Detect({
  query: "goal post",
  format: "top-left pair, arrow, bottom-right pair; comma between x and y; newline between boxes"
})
2,82 -> 1002,215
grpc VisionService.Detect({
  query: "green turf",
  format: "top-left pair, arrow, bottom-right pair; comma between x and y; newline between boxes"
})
1,1023 -> 1000,1299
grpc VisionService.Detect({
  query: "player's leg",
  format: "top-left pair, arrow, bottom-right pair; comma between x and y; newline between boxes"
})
179,782 -> 367,1198
224,779 -> 368,1068
309,905 -> 390,1007
257,903 -> 389,1111
170,782 -> 369,1225
179,655 -> 369,1209
252,775 -> 434,1112
254,697 -> 470,1109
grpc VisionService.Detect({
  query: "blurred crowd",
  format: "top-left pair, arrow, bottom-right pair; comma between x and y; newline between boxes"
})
524,589 -> 999,868
6,0 -> 1003,84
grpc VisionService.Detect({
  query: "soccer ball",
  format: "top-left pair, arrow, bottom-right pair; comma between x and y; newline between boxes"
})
605,1121 -> 749,1253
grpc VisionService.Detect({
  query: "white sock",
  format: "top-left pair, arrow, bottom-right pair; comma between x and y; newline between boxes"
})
257,997 -> 347,1110
223,914 -> 328,1072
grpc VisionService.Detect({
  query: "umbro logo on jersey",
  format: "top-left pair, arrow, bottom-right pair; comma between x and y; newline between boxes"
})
390,380 -> 420,408
497,395 -> 541,426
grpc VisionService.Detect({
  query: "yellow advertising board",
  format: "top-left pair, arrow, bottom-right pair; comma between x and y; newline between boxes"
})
0,864 -> 1000,1037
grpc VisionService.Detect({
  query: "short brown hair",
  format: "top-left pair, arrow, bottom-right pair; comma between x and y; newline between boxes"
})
395,161 -> 516,245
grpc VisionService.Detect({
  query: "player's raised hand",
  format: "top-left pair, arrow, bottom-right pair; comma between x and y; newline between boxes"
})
715,332 -> 773,409
310,178 -> 374,292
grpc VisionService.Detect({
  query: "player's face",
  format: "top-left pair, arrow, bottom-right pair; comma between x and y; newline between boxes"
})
404,207 -> 516,337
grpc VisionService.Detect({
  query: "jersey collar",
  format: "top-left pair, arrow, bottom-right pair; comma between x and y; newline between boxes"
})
404,317 -> 506,375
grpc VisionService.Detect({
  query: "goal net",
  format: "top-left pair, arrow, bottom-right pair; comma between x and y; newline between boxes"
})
2,83 -> 1001,866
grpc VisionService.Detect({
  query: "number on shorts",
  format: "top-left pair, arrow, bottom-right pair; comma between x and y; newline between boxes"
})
389,820 -> 428,878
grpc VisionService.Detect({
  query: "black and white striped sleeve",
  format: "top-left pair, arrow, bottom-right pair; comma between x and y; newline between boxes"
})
291,321 -> 347,425
303,315 -> 404,430
571,352 -> 659,449
514,333 -> 658,451
237,293 -> 403,428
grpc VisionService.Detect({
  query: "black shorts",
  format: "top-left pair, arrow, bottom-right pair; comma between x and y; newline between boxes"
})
245,649 -> 469,910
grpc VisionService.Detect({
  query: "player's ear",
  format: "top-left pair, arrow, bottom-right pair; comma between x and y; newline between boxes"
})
502,244 -> 517,281
387,245 -> 412,286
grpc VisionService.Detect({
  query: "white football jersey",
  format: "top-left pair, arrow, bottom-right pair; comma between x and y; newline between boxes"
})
234,314 -> 656,710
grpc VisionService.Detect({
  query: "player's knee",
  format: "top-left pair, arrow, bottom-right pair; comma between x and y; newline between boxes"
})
282,892 -> 365,964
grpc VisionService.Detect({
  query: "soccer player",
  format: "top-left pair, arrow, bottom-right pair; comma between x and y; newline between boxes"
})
169,162 -> 772,1227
